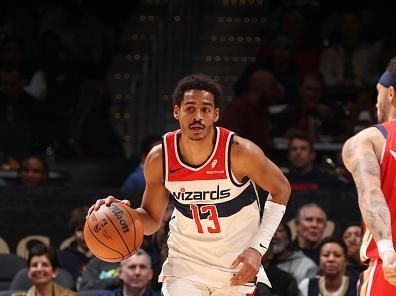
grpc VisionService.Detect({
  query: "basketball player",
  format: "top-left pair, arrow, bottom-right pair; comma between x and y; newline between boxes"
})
342,57 -> 396,295
89,74 -> 291,295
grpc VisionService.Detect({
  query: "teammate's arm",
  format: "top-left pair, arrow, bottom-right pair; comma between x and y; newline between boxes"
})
342,127 -> 396,285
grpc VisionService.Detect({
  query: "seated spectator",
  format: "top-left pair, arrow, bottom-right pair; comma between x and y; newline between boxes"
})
70,80 -> 125,159
235,35 -> 300,104
78,257 -> 120,291
291,203 -> 327,264
122,135 -> 161,192
319,10 -> 378,100
58,206 -> 93,282
0,67 -> 48,153
286,132 -> 346,193
221,70 -> 281,150
99,249 -> 160,296
22,243 -> 77,296
271,221 -> 318,283
255,244 -> 299,296
275,72 -> 343,140
299,237 -> 358,296
18,154 -> 48,186
342,222 -> 366,274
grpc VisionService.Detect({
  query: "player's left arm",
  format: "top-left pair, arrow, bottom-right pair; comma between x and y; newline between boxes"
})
230,136 -> 291,286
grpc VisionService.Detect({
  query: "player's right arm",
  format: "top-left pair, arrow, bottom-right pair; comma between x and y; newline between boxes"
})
88,144 -> 169,236
135,144 -> 169,235
342,127 -> 396,285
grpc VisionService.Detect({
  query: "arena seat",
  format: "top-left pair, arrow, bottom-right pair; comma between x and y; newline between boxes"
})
16,235 -> 50,260
0,254 -> 27,290
0,238 -> 10,254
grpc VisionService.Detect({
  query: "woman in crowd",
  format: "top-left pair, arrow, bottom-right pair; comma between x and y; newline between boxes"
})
24,244 -> 76,296
299,237 -> 357,296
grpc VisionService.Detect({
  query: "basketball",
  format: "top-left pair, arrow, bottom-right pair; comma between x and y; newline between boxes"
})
84,202 -> 144,262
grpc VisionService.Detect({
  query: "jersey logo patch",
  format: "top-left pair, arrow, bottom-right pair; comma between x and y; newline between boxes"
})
170,167 -> 183,173
211,159 -> 218,169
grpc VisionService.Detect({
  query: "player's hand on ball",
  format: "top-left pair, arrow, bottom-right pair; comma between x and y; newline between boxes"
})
87,196 -> 131,218
383,251 -> 396,285
230,247 -> 261,286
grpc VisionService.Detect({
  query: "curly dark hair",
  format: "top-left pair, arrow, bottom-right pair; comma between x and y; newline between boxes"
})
172,74 -> 223,108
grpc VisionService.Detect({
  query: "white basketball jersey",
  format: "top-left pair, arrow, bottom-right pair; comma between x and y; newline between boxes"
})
159,127 -> 269,292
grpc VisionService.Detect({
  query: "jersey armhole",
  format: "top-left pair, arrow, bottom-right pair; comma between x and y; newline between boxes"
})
227,133 -> 250,187
374,124 -> 387,164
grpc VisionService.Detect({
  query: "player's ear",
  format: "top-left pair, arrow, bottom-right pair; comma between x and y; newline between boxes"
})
389,86 -> 396,106
214,108 -> 219,122
173,105 -> 180,120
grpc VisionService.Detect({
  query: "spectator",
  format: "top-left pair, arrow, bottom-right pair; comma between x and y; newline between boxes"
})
78,257 -> 120,291
0,67 -> 47,154
257,8 -> 320,77
235,35 -> 299,103
122,136 -> 161,192
99,249 -> 160,296
291,203 -> 327,264
276,72 -> 343,140
255,244 -> 299,296
58,206 -> 93,282
299,237 -> 358,296
23,243 -> 76,296
18,154 -> 48,186
70,80 -> 124,159
286,131 -> 347,193
221,70 -> 280,150
342,222 -> 366,274
319,10 -> 378,95
271,221 -> 318,283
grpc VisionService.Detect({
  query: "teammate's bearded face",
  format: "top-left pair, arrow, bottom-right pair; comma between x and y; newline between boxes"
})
174,89 -> 219,141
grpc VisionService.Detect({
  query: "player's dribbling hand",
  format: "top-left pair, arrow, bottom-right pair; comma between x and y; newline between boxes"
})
86,196 -> 131,218
230,247 -> 261,286
383,251 -> 396,285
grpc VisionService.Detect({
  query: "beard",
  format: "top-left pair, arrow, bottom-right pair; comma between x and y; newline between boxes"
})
272,240 -> 290,254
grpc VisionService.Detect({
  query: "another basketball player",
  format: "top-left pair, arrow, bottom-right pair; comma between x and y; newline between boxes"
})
90,74 -> 291,295
342,57 -> 396,295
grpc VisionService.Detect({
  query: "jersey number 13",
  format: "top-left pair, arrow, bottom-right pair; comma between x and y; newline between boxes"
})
190,204 -> 221,233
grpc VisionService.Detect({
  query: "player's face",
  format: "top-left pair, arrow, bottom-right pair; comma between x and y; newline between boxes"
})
120,254 -> 153,289
320,242 -> 347,277
376,83 -> 390,123
296,207 -> 326,244
342,225 -> 361,257
28,255 -> 56,285
174,89 -> 219,141
288,138 -> 315,170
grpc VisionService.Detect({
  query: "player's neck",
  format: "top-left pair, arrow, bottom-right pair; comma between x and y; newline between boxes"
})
178,129 -> 216,166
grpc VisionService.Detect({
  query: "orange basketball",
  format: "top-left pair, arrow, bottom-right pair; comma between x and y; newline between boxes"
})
84,202 -> 144,262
